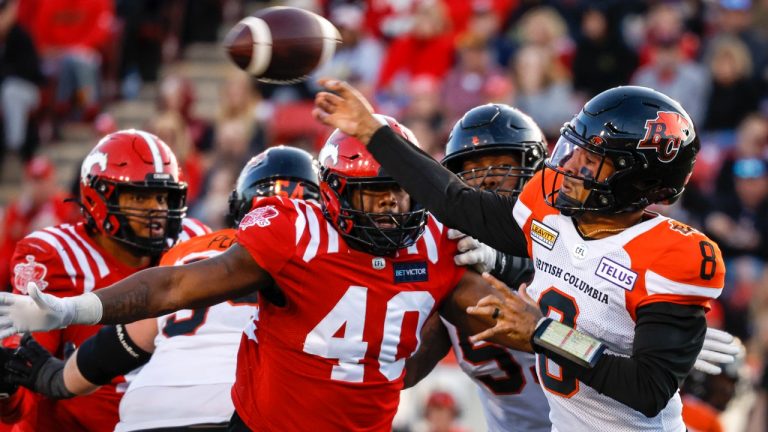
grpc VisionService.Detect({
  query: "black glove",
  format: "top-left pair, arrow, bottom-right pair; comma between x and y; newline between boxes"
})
0,346 -> 18,399
5,334 -> 74,399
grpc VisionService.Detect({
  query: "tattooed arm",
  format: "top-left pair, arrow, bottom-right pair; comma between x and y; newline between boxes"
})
0,245 -> 273,336
96,244 -> 269,323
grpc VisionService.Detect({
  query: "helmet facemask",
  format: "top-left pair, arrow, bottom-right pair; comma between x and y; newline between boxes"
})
453,149 -> 538,198
89,178 -> 187,256
543,127 -> 640,216
322,171 -> 427,256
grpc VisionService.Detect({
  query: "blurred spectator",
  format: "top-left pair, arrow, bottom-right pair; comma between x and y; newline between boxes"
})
404,118 -> 443,160
27,0 -> 115,121
0,156 -> 79,290
456,1 -> 516,67
215,70 -> 267,159
703,35 -> 761,131
441,33 -> 506,125
402,75 -> 443,130
189,163 -> 235,231
511,45 -> 580,139
714,114 -> 768,197
311,4 -> 384,97
150,110 -> 204,206
572,5 -> 638,98
637,2 -> 700,66
412,390 -> 467,432
706,158 -> 768,259
0,0 -> 43,167
631,31 -> 709,126
157,72 -> 213,154
510,6 -> 574,74
376,1 -> 455,97
706,0 -> 768,90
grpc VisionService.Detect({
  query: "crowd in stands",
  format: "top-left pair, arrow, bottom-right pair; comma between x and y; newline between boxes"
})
1,0 -> 768,430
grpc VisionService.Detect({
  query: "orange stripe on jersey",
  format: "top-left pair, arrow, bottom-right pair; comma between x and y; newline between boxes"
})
516,171 -> 562,257
160,229 -> 237,267
622,217 -> 724,320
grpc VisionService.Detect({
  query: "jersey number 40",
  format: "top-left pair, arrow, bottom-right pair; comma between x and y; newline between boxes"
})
303,286 -> 434,383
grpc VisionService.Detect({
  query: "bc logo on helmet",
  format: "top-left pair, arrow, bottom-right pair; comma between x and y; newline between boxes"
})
637,111 -> 692,163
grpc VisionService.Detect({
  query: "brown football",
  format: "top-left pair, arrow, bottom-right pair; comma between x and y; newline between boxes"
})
223,7 -> 341,83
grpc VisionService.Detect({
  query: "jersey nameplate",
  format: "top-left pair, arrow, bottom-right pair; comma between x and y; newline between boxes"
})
595,257 -> 637,291
393,261 -> 428,283
531,220 -> 559,250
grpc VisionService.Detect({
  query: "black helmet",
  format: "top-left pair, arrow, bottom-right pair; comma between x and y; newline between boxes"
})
442,104 -> 547,197
544,86 -> 700,215
227,145 -> 320,227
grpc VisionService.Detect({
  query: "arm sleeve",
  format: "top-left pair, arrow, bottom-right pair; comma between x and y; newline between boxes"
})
552,302 -> 706,417
491,253 -> 534,289
368,126 -> 527,256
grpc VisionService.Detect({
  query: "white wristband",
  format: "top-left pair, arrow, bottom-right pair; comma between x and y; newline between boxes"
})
67,293 -> 103,325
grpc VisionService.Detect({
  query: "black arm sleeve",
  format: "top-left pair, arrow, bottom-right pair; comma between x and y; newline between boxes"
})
491,253 -> 534,289
368,126 -> 528,257
541,302 -> 706,417
76,324 -> 152,385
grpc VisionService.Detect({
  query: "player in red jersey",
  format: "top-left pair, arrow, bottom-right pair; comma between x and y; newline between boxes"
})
0,129 -> 210,432
2,146 -> 320,431
0,117 -> 530,432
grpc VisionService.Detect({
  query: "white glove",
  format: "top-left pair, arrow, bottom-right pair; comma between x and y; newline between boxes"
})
449,229 -> 497,274
693,327 -> 741,375
0,283 -> 102,340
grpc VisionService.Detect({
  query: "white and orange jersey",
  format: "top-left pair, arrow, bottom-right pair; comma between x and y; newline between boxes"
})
233,196 -> 465,431
116,229 -> 256,431
442,317 -> 551,432
176,218 -> 212,243
512,172 -> 725,431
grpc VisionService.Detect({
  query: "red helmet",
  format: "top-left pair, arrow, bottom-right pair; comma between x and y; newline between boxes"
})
79,129 -> 188,255
318,115 -> 427,256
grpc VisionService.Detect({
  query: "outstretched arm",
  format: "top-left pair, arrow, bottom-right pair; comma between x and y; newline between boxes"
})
403,313 -> 452,388
313,79 -> 527,257
0,244 -> 272,337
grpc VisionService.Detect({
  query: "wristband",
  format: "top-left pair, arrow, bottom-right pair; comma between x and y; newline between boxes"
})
533,318 -> 606,368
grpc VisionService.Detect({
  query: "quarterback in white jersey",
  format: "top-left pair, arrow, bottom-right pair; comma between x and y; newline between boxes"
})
312,81 -> 725,431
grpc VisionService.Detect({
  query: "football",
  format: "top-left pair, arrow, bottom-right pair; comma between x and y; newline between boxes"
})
223,7 -> 341,83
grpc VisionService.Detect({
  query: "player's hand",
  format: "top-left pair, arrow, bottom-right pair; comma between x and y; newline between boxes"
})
313,78 -> 382,145
4,334 -> 72,399
694,328 -> 741,375
0,347 -> 18,399
0,283 -> 78,339
449,229 -> 497,274
466,273 -> 542,352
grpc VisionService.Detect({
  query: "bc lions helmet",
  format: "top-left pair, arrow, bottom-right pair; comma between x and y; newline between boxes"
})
79,130 -> 187,254
227,145 -> 320,227
442,104 -> 546,197
318,116 -> 427,256
544,86 -> 699,215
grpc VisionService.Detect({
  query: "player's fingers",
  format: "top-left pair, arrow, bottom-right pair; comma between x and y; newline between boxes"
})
705,327 -> 735,344
482,273 -> 516,301
470,294 -> 502,309
466,305 -> 501,319
469,324 -> 509,344
518,284 -> 537,307
456,236 -> 479,253
702,339 -> 741,356
0,318 -> 14,330
453,250 -> 479,267
697,349 -> 736,364
447,229 -> 467,240
693,359 -> 722,375
0,293 -> 17,306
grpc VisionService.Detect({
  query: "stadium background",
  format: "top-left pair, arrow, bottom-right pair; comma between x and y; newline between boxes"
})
0,0 -> 766,430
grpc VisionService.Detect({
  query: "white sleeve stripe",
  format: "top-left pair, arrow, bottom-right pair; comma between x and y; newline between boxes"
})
291,199 -> 307,246
645,270 -> 722,299
27,232 -> 78,287
177,231 -> 190,243
136,130 -> 164,173
301,202 -> 321,262
431,216 -> 444,234
182,219 -> 206,236
512,200 -> 531,230
326,221 -> 339,253
46,228 -> 95,293
406,243 -> 418,254
423,225 -> 438,264
63,225 -> 109,278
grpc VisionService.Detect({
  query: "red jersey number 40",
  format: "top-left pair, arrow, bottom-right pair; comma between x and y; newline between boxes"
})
303,286 -> 434,383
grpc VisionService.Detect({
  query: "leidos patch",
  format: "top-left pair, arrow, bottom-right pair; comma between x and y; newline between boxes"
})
531,220 -> 559,250
595,257 -> 637,291
393,261 -> 428,283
